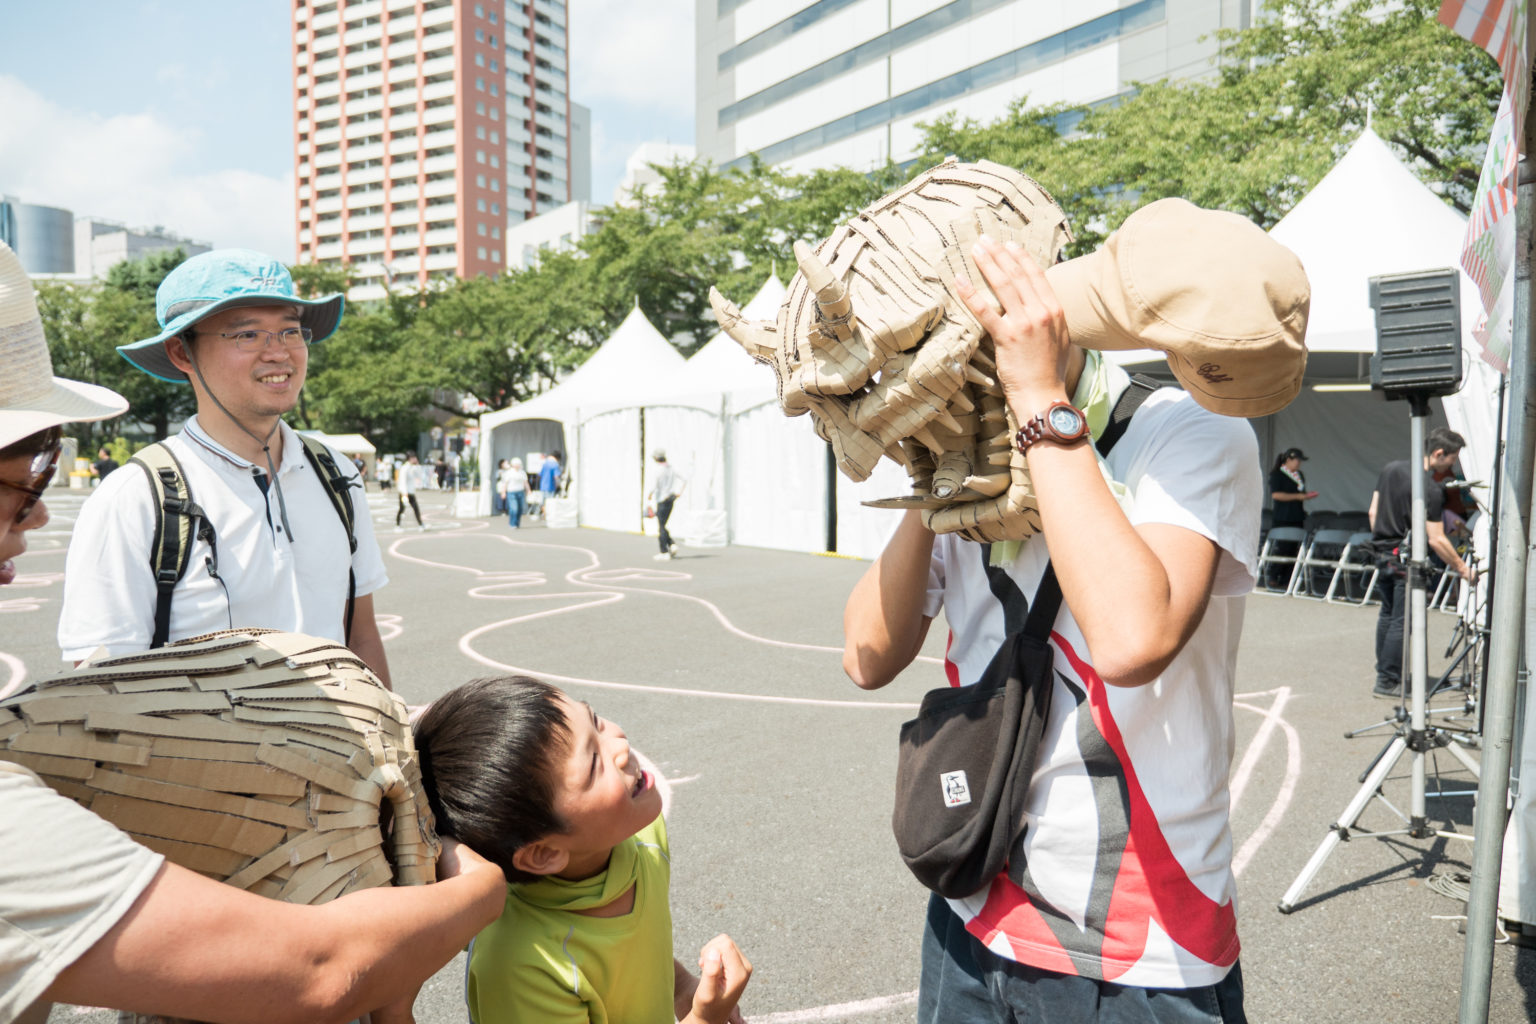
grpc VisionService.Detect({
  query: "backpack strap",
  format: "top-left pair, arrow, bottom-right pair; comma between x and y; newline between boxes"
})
1094,374 -> 1161,458
131,443 -> 214,649
297,434 -> 359,643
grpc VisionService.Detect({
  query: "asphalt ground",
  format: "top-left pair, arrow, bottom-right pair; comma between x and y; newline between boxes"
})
7,485 -> 1533,1024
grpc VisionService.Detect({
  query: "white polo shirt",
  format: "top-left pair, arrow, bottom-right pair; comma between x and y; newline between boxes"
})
58,417 -> 388,661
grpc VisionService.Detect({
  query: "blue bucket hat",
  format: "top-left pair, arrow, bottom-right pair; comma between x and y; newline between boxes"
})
117,249 -> 345,383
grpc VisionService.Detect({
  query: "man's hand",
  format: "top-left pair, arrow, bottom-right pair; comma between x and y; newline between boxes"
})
1305,490 -> 1319,500
680,934 -> 751,1024
954,235 -> 1073,414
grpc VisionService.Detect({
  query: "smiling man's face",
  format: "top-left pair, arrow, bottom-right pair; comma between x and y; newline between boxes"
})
170,304 -> 308,421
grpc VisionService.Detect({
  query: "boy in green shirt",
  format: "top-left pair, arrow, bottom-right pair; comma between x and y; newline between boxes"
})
414,677 -> 751,1024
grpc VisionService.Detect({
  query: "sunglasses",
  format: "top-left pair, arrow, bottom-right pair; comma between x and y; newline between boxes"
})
0,440 -> 61,525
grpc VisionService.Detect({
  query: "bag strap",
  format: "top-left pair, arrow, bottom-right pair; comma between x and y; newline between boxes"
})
131,443 -> 214,649
297,434 -> 359,643
984,374 -> 1161,641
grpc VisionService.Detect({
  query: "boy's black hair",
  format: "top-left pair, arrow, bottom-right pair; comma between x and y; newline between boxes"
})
413,676 -> 571,884
1425,426 -> 1466,458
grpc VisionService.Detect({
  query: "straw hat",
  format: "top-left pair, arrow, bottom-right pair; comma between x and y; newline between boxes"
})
0,240 -> 128,449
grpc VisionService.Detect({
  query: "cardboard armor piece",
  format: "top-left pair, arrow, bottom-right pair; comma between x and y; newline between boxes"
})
0,629 -> 438,1022
709,157 -> 1309,543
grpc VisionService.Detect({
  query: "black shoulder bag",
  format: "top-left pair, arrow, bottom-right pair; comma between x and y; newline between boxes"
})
890,375 -> 1158,899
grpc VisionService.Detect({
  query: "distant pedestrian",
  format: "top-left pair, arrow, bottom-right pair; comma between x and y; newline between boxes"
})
492,459 -> 509,515
92,446 -> 119,482
351,453 -> 367,490
434,456 -> 449,490
376,454 -> 392,491
503,457 -> 527,528
646,449 -> 685,560
397,452 -> 425,530
537,451 -> 562,514
1266,446 -> 1317,588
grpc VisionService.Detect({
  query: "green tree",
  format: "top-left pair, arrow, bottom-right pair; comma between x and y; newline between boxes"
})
909,0 -> 1499,250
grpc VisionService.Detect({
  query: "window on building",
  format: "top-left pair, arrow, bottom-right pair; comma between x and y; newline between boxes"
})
491,226 -> 500,239
475,53 -> 485,67
476,174 -> 486,187
491,202 -> 500,214
489,250 -> 500,263
490,178 -> 500,191
476,150 -> 485,164
477,198 -> 487,212
478,246 -> 487,259
490,59 -> 498,72
489,83 -> 499,96
490,155 -> 499,168
490,130 -> 499,144
476,101 -> 486,115
476,125 -> 486,139
476,77 -> 485,91
477,223 -> 487,236
475,28 -> 484,41
489,10 -> 497,23
475,3 -> 484,15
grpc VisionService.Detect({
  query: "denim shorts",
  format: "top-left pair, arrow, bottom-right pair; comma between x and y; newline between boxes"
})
917,893 -> 1247,1024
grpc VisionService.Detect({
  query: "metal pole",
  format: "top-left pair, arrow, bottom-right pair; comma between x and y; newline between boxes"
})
1408,405 -> 1429,833
1459,157 -> 1536,1024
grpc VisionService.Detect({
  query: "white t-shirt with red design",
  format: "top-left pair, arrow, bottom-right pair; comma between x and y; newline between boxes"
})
922,388 -> 1261,989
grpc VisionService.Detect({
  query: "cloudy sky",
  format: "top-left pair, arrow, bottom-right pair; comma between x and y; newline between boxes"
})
0,0 -> 694,259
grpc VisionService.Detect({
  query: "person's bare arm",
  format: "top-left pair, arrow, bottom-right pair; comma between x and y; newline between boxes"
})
1369,491 -> 1379,532
957,238 -> 1221,687
1425,520 -> 1474,580
843,510 -> 936,690
348,593 -> 392,690
42,839 -> 504,1024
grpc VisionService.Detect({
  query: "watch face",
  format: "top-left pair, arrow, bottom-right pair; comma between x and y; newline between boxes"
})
1048,405 -> 1084,435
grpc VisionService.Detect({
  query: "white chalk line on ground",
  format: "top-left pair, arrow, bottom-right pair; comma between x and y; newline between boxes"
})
0,652 -> 28,700
753,991 -> 920,1023
387,530 -> 923,709
1229,687 -> 1302,878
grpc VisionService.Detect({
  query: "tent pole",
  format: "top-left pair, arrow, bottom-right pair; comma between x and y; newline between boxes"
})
1458,156 -> 1536,1024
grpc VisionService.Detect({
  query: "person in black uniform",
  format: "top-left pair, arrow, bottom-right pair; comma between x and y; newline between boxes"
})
1266,447 -> 1316,588
1369,427 -> 1476,697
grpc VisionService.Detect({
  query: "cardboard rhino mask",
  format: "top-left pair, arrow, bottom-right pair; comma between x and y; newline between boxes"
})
0,629 -> 438,1024
709,158 -> 1308,543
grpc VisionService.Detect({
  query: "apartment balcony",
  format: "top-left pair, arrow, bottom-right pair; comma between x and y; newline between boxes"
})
349,142 -> 386,163
313,80 -> 341,104
533,43 -> 565,72
386,0 -> 416,15
422,80 -> 455,103
316,241 -> 345,260
532,0 -> 565,27
315,171 -> 344,190
316,195 -> 345,214
421,5 -> 453,30
343,49 -> 383,72
387,37 -> 421,61
314,126 -> 344,147
344,121 -> 384,142
424,227 -> 458,247
423,154 -> 457,175
387,63 -> 417,86
349,238 -> 386,259
343,1 -> 382,22
312,9 -> 340,31
349,213 -> 387,232
389,207 -> 420,227
533,110 -> 563,134
390,183 -> 421,203
314,99 -> 342,120
311,54 -> 341,76
389,163 -> 421,184
387,134 -> 418,155
347,165 -> 387,187
344,26 -> 383,48
419,55 -> 455,79
388,107 -> 420,131
504,53 -> 530,77
296,112 -> 313,132
424,251 -> 458,272
386,231 -> 422,253
505,76 -> 530,100
424,200 -> 456,218
422,127 -> 456,150
347,96 -> 386,118
535,155 -> 565,177
296,70 -> 311,90
423,178 -> 457,199
504,191 -> 531,214
349,69 -> 385,92
504,7 -> 529,31
299,228 -> 313,245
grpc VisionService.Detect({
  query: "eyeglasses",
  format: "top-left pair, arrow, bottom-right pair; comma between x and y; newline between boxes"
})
0,440 -> 60,525
218,327 -> 314,352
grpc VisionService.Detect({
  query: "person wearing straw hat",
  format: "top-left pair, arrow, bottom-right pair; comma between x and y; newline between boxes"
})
844,201 -> 1308,1022
0,238 -> 508,1024
55,249 -> 393,686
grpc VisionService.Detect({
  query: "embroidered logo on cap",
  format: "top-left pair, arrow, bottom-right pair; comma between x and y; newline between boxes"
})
941,770 -> 971,808
1197,362 -> 1234,384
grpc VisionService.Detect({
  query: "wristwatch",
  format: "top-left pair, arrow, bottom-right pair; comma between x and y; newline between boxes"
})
1015,401 -> 1089,454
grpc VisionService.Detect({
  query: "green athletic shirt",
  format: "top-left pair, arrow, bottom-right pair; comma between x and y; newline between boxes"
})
467,815 -> 674,1024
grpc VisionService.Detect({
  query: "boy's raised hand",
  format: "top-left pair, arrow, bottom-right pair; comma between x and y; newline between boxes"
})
683,934 -> 752,1024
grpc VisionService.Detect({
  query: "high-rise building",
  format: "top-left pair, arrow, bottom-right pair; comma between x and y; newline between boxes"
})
292,0 -> 579,301
74,220 -> 211,279
0,198 -> 75,275
696,1 -> 1260,174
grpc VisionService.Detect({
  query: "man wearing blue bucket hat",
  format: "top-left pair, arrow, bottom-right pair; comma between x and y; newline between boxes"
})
58,249 -> 393,686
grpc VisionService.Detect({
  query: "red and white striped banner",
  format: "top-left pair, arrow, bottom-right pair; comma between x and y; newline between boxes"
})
1439,0 -> 1527,371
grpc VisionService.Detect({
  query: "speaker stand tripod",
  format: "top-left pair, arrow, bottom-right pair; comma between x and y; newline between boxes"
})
1278,396 -> 1481,913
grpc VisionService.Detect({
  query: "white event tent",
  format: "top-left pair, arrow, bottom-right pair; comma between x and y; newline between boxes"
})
1110,127 -> 1499,515
477,302 -> 684,525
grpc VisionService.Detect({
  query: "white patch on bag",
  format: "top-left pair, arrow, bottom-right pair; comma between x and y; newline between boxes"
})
941,769 -> 971,808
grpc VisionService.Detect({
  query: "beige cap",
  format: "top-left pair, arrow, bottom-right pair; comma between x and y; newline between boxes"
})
1045,198 -> 1309,417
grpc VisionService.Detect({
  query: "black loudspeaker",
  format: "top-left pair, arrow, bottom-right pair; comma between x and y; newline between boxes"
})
1368,269 -> 1463,398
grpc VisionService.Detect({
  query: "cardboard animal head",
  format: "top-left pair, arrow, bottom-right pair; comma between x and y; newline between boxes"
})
0,629 -> 437,902
710,158 -> 1308,542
